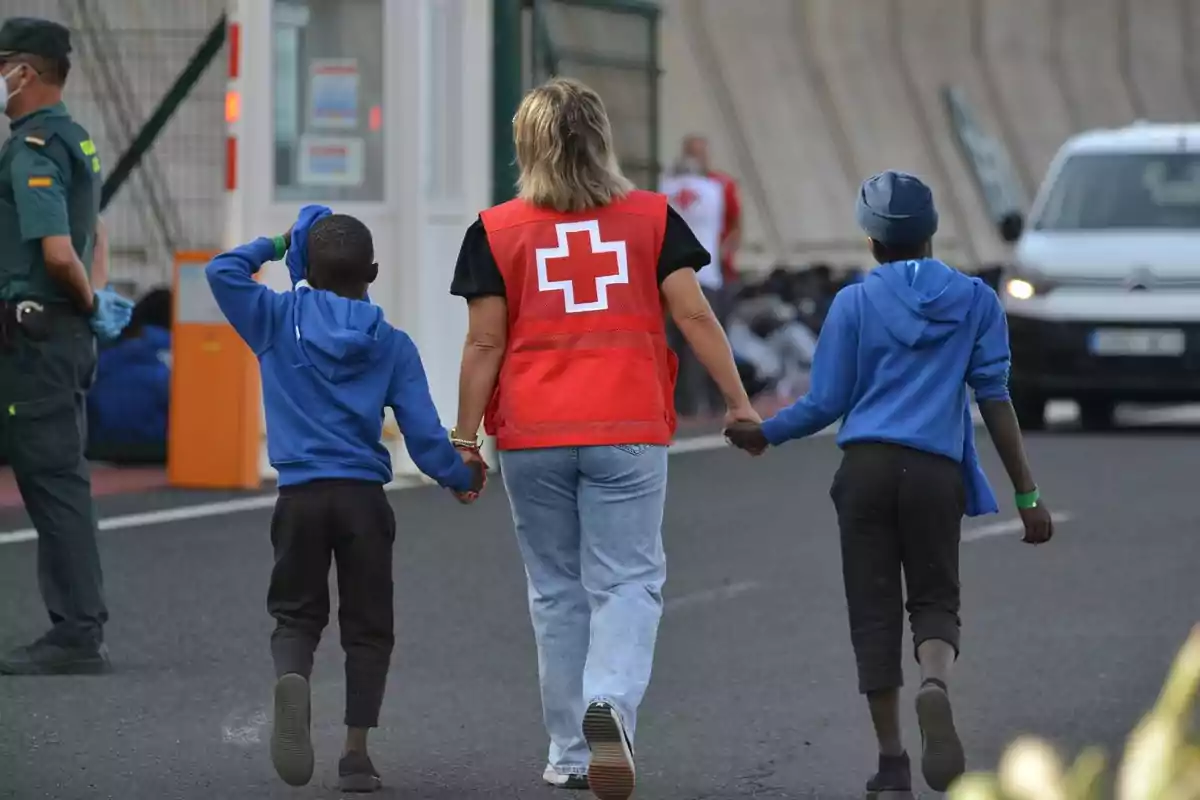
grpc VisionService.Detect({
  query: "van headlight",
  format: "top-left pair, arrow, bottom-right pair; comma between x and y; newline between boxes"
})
1004,273 -> 1056,300
1006,278 -> 1036,300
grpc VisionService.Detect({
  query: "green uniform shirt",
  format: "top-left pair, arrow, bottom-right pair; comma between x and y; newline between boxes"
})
0,102 -> 101,302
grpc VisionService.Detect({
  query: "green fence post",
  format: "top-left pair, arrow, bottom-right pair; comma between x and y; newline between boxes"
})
493,0 -> 524,205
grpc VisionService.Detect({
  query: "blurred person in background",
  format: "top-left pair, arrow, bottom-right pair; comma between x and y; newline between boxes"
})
86,288 -> 172,464
450,78 -> 756,799
660,134 -> 742,417
0,17 -> 133,676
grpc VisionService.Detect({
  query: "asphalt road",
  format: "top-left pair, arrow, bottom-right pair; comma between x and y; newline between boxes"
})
1,410 -> 1198,799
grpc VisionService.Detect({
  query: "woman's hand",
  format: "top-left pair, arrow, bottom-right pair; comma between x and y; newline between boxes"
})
452,447 -> 488,504
723,403 -> 761,428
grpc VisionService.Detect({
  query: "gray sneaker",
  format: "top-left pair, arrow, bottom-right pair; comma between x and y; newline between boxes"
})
0,633 -> 111,675
915,678 -> 966,792
270,673 -> 315,787
338,751 -> 382,793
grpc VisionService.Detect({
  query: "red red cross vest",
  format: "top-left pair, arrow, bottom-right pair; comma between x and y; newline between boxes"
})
480,190 -> 679,450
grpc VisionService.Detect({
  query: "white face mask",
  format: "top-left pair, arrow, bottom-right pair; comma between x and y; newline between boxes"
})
0,65 -> 27,115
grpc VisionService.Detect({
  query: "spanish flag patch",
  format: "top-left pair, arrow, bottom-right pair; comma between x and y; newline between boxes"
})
27,176 -> 53,188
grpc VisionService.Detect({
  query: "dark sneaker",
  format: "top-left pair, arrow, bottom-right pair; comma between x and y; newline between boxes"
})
865,751 -> 914,800
915,678 -> 966,792
583,702 -> 635,800
338,751 -> 382,793
542,765 -> 589,789
0,634 -> 111,675
270,673 -> 314,787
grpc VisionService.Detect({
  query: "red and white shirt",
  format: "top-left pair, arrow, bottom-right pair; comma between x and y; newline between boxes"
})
660,170 -> 742,288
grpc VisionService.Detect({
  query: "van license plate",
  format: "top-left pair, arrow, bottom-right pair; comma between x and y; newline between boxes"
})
1089,328 -> 1186,356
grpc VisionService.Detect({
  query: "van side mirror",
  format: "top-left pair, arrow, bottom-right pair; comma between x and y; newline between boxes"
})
999,212 -> 1024,244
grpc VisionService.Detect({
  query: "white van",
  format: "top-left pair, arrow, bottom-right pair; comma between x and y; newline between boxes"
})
1003,122 -> 1200,430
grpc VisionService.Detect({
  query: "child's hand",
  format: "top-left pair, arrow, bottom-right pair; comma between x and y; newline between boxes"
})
725,420 -> 769,456
452,447 -> 488,504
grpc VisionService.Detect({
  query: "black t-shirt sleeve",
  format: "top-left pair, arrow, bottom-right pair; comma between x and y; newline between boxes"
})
449,216 -> 506,299
656,206 -> 713,284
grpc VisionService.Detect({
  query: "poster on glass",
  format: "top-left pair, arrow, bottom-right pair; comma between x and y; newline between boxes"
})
297,135 -> 365,187
308,59 -> 360,130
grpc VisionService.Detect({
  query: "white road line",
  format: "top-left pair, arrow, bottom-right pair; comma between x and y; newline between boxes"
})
0,475 -> 423,546
0,403 -> 1072,546
962,512 -> 1073,543
666,580 -> 762,612
0,428 -> 828,545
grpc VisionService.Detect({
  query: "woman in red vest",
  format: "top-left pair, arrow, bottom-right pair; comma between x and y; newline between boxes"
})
449,77 -> 757,799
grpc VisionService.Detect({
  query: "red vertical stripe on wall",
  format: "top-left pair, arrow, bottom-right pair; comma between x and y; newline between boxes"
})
227,22 -> 241,78
225,136 -> 238,191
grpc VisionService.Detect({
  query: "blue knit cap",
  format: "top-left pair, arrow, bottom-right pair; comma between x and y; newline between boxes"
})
855,170 -> 939,247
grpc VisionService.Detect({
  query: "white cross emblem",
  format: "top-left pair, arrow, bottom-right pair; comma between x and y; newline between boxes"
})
535,220 -> 630,314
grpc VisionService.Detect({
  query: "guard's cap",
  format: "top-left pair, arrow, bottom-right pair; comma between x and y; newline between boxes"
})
0,17 -> 72,60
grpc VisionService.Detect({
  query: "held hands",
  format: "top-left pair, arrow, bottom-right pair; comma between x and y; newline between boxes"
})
724,404 -> 768,456
452,446 -> 488,505
90,288 -> 135,343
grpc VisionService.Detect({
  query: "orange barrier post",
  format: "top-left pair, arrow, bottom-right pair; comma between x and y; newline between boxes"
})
167,250 -> 262,490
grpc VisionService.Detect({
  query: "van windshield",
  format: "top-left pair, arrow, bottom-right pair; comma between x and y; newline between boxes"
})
1032,152 -> 1200,230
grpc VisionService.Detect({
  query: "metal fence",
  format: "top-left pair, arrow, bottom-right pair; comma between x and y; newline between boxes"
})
528,0 -> 661,191
0,0 -> 227,291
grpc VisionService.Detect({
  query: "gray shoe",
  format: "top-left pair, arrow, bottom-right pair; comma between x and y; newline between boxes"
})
270,673 -> 315,787
0,634 -> 111,675
338,751 -> 382,793
916,678 -> 966,792
865,751 -> 914,800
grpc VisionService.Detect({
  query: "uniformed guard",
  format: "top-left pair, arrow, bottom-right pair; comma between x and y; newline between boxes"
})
0,17 -> 134,675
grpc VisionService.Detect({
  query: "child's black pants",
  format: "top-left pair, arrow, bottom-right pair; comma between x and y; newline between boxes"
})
267,479 -> 396,728
831,442 -> 964,695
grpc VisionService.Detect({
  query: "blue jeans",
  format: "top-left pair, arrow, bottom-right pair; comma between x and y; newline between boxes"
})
499,444 -> 669,776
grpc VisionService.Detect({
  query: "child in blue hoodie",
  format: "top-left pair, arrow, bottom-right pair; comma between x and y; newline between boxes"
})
206,210 -> 484,793
726,172 -> 1054,798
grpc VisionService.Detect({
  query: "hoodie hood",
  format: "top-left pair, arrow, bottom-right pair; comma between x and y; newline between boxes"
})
862,258 -> 976,347
292,285 -> 391,383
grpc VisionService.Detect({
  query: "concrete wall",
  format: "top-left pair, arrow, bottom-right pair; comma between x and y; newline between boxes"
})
660,0 -> 1200,272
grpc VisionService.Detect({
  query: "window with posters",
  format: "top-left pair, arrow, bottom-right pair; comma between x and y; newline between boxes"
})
272,0 -> 384,201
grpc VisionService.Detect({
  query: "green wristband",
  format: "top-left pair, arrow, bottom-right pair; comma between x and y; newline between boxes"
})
1015,488 -> 1040,510
271,235 -> 287,261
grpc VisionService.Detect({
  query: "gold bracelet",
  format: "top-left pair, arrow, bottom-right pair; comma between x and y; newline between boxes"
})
449,428 -> 481,450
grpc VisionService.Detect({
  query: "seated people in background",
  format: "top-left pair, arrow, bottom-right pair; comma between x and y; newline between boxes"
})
86,288 -> 172,464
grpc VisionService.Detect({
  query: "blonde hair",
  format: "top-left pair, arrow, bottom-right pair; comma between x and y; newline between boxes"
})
513,77 -> 634,213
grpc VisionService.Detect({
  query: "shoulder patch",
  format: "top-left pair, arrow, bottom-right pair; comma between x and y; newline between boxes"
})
23,135 -> 46,147
27,176 -> 53,188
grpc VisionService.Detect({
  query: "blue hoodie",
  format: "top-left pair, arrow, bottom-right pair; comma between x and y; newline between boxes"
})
205,237 -> 475,491
760,259 -> 1011,516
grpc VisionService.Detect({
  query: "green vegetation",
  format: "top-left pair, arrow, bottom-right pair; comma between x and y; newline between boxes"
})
950,626 -> 1200,800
